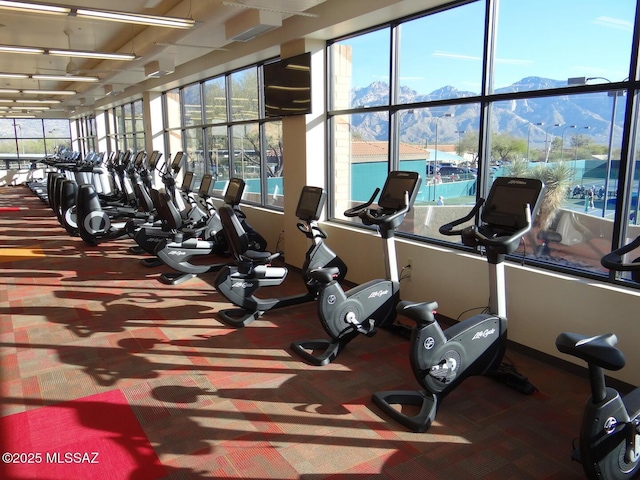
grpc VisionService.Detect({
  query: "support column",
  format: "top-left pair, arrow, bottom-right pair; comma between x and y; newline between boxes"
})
280,38 -> 326,269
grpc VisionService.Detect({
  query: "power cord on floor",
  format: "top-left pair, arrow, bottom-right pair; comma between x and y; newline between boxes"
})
488,358 -> 538,395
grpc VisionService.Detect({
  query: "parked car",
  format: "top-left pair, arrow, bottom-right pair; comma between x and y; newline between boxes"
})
438,166 -> 476,180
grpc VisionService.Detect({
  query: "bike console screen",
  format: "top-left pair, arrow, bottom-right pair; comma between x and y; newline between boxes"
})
296,186 -> 326,222
199,174 -> 213,197
482,177 -> 544,231
224,178 -> 245,206
377,171 -> 421,211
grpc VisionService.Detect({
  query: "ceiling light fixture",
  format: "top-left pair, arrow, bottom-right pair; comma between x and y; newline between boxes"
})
0,73 -> 29,79
47,48 -> 136,61
22,89 -> 76,95
32,74 -> 98,82
0,45 -> 44,54
0,1 -> 195,28
0,44 -> 136,61
0,1 -> 69,15
0,72 -> 98,82
75,9 -> 195,29
8,106 -> 50,111
13,99 -> 61,103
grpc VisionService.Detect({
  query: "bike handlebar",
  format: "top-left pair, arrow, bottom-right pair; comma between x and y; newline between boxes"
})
601,235 -> 640,271
296,221 -> 327,239
344,188 -> 380,218
359,190 -> 411,226
439,199 -> 533,249
439,198 -> 485,236
470,205 -> 533,248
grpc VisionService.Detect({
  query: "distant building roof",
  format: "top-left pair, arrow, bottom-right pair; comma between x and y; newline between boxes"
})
350,140 -> 431,163
424,148 -> 466,162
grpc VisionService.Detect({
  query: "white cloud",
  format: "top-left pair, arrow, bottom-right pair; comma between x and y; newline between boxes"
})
432,51 -> 481,61
592,16 -> 633,32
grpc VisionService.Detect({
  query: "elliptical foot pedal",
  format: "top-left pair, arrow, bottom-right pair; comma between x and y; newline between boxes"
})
141,257 -> 164,268
128,245 -> 145,255
217,308 -> 263,328
371,390 -> 437,433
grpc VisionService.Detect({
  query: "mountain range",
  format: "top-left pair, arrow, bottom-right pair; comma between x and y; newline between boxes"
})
349,76 -> 624,148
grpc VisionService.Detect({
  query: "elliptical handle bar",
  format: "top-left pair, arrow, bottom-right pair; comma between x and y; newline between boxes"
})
601,235 -> 640,271
439,198 -> 485,236
344,188 -> 381,218
359,190 -> 412,225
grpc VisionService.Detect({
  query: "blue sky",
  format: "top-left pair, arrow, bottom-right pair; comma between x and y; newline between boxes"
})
343,0 -> 635,94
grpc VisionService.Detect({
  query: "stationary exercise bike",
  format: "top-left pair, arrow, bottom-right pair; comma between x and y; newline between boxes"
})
371,176 -> 545,433
213,185 -> 347,327
290,170 -> 422,366
555,236 -> 640,479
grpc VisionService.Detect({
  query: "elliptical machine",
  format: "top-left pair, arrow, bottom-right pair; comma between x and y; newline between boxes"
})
372,176 -> 544,433
555,236 -> 640,479
213,185 -> 347,327
290,170 -> 422,366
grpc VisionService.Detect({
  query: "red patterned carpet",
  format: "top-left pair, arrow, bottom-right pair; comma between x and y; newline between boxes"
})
0,184 -> 587,479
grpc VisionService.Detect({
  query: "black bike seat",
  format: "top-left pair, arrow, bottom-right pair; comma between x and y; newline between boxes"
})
396,300 -> 438,325
556,332 -> 626,371
309,267 -> 340,284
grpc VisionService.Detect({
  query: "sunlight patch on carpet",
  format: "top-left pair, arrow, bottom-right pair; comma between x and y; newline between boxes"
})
0,247 -> 46,263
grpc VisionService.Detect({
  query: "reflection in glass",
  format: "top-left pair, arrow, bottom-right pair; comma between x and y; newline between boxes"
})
208,125 -> 229,196
230,68 -> 259,121
232,124 -> 261,201
204,77 -> 227,124
185,128 -> 205,184
183,84 -> 202,127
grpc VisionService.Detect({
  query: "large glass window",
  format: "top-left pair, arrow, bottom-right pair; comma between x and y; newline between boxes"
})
331,28 -> 390,110
332,112 -> 390,221
493,0 -> 635,93
0,118 -> 70,167
398,2 -> 485,101
162,62 -> 283,208
328,0 -> 640,284
232,123 -> 261,200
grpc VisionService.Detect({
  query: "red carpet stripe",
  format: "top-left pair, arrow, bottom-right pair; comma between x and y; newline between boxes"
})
0,389 -> 166,480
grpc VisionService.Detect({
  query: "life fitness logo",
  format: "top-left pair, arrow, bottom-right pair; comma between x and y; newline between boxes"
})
472,328 -> 496,340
